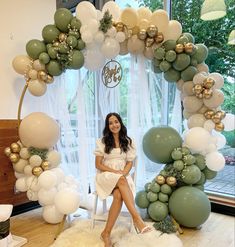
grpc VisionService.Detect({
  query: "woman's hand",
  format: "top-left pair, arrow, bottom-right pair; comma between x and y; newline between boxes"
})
114,170 -> 129,176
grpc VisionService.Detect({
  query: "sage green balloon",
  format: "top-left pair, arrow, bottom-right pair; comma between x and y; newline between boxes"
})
196,172 -> 206,185
173,53 -> 191,71
164,68 -> 181,82
183,154 -> 196,165
163,40 -> 176,51
69,30 -> 80,39
153,58 -> 161,66
194,184 -> 204,191
26,39 -> 46,59
135,191 -> 150,208
154,47 -> 165,60
161,184 -> 172,195
39,52 -> 50,64
142,126 -> 182,164
42,25 -> 60,43
48,47 -> 58,59
202,167 -> 217,180
150,182 -> 161,193
46,43 -> 53,50
181,147 -> 190,155
54,8 -> 73,32
191,44 -> 208,63
181,65 -> 197,81
177,35 -> 189,44
169,186 -> 211,227
159,60 -> 171,72
144,182 -> 152,192
69,50 -> 84,69
46,60 -> 62,76
58,43 -> 69,54
183,32 -> 195,43
153,66 -> 162,74
171,149 -> 183,160
70,17 -> 81,30
148,201 -> 169,221
165,50 -> 177,62
66,35 -> 78,48
173,160 -> 184,171
159,192 -> 169,202
190,58 -> 198,67
147,191 -> 158,202
194,154 -> 206,170
76,39 -> 86,50
182,165 -> 201,184
160,170 -> 168,177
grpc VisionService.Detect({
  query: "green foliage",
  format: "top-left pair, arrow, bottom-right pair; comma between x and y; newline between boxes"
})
99,10 -> 113,33
222,130 -> 235,148
138,0 -> 163,10
28,147 -> 48,160
153,216 -> 177,233
221,79 -> 235,114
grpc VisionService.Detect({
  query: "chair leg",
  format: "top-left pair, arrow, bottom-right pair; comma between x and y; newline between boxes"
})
91,193 -> 98,229
102,199 -> 107,214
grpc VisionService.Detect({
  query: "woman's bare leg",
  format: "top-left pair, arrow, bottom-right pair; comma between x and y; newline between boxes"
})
101,188 -> 123,247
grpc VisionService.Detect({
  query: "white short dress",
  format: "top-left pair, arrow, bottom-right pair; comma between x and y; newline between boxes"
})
94,138 -> 136,200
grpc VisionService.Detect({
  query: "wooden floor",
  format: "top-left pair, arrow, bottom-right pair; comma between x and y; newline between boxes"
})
10,208 -> 234,247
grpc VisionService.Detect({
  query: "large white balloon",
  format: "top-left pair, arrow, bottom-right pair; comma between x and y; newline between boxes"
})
137,6 -> 152,21
26,176 -> 40,191
197,63 -> 209,73
29,155 -> 42,167
28,79 -> 47,97
209,72 -> 224,89
42,205 -> 64,224
101,38 -> 120,59
19,112 -> 60,149
54,188 -> 80,215
15,177 -> 27,192
26,190 -> 38,201
164,20 -> 182,41
203,89 -> 224,108
150,10 -> 169,32
206,152 -> 225,171
76,1 -> 97,25
46,150 -> 61,168
52,167 -> 65,185
222,113 -> 235,131
184,127 -> 212,153
12,55 -> 32,75
102,1 -> 121,22
121,7 -> 138,28
187,114 -> 206,129
13,158 -> 28,173
38,170 -> 57,189
38,188 -> 57,206
84,47 -> 106,71
193,72 -> 208,85
203,120 -> 215,132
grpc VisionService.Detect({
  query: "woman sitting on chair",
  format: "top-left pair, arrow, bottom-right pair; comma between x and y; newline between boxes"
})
94,112 -> 152,247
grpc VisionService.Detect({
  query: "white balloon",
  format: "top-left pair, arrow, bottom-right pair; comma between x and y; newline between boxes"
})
212,130 -> 227,150
81,31 -> 93,43
101,38 -> 120,59
15,177 -> 27,192
33,59 -> 45,71
209,72 -> 224,89
26,190 -> 38,201
80,24 -> 88,34
138,18 -> 150,29
14,159 -> 28,173
52,168 -> 65,184
24,165 -> 33,176
87,19 -> 99,35
84,47 -> 106,71
205,143 -> 217,154
12,55 -> 32,75
184,127 -> 212,153
46,150 -> 61,168
76,1 -> 97,25
197,63 -> 209,73
164,20 -> 182,41
19,112 -> 60,149
203,89 -> 224,108
203,120 -> 215,132
137,6 -> 152,21
54,188 -> 80,215
187,114 -> 206,129
14,171 -> 25,179
102,1 -> 121,22
28,79 -> 47,97
28,69 -> 38,80
206,152 -> 225,171
94,31 -> 105,44
38,187 -> 57,206
38,170 -> 57,189
107,26 -> 117,38
193,72 -> 208,85
19,147 -> 30,159
222,113 -> 235,131
57,182 -> 68,191
26,175 -> 40,191
150,10 -> 169,32
115,32 -> 126,43
42,205 -> 64,224
29,155 -> 42,167
96,10 -> 103,21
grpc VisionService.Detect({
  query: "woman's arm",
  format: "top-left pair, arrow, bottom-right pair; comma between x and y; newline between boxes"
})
122,161 -> 133,176
95,156 -> 120,173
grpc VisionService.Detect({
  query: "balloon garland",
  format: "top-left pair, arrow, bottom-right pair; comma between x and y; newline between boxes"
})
5,1 -> 233,230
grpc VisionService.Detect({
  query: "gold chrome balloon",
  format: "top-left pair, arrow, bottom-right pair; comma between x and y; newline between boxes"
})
4,147 -> 12,157
53,41 -> 60,47
115,22 -> 125,32
155,32 -> 164,43
211,114 -> 221,124
193,84 -> 203,94
204,110 -> 215,119
156,175 -> 166,185
203,88 -> 213,99
10,143 -> 21,153
147,25 -> 158,38
203,77 -> 215,89
145,37 -> 155,47
59,33 -> 67,42
175,44 -> 184,53
32,166 -> 43,177
215,122 -> 224,132
9,153 -> 20,163
138,29 -> 147,40
46,75 -> 54,84
41,161 -> 50,171
38,70 -> 48,81
216,110 -> 226,120
166,176 -> 177,186
196,93 -> 203,99
184,43 -> 195,54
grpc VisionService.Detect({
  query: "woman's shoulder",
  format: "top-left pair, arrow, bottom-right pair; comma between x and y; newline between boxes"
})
96,138 -> 105,146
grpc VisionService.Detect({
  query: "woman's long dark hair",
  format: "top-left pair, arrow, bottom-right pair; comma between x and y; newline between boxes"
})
102,113 -> 132,154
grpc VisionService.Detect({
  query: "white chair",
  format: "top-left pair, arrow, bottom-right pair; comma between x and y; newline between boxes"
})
90,158 -> 138,231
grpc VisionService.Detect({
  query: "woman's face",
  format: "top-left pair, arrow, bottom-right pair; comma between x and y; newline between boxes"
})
108,115 -> 121,134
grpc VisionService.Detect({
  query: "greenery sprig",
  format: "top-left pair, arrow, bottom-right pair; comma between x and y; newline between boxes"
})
153,216 -> 177,233
99,10 -> 113,33
28,147 -> 48,160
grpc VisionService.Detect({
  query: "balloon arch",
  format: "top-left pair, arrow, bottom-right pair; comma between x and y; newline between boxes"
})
5,1 -> 231,231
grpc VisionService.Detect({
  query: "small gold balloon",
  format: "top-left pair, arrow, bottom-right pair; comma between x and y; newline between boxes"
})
10,143 -> 21,153
9,153 -> 20,163
155,32 -> 164,43
196,93 -> 203,99
215,122 -> 224,132
184,43 -> 195,54
59,33 -> 67,42
41,161 -> 50,170
46,75 -> 54,84
216,110 -> 226,120
53,41 -> 60,47
211,114 -> 221,124
204,110 -> 215,119
166,176 -> 177,186
156,175 -> 166,185
32,166 -> 43,177
145,37 -> 155,47
175,44 -> 184,53
138,29 -> 147,40
193,84 -> 203,94
115,22 -> 125,32
4,147 -> 12,157
38,70 -> 47,81
203,88 -> 213,99
146,25 -> 158,38
203,77 -> 215,89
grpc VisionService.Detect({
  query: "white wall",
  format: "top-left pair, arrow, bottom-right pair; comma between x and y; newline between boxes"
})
0,0 -> 56,119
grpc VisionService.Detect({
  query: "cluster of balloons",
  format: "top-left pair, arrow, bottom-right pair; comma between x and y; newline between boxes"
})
4,112 -> 80,224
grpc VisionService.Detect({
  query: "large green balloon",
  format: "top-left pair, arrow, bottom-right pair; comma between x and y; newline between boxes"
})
69,50 -> 84,69
148,201 -> 169,221
135,191 -> 150,209
177,35 -> 189,45
182,165 -> 201,184
163,40 -> 176,51
183,32 -> 195,43
181,65 -> 197,81
164,68 -> 181,82
191,44 -> 208,64
46,60 -> 62,76
26,39 -> 46,59
202,167 -> 217,180
142,126 -> 183,164
169,186 -> 211,227
54,8 -> 73,32
173,54 -> 191,71
42,25 -> 60,43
